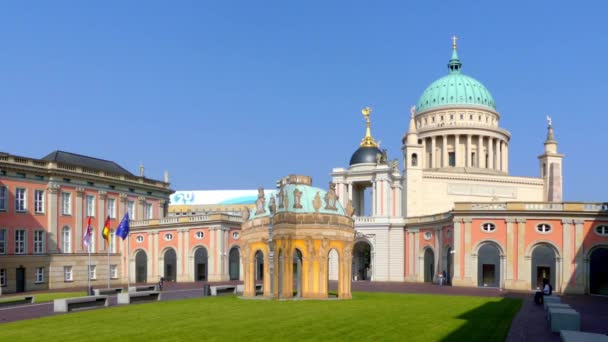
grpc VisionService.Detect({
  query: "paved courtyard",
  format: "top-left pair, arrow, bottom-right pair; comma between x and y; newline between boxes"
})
1,281 -> 606,341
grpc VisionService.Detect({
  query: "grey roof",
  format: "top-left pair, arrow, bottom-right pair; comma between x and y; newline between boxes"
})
41,151 -> 134,177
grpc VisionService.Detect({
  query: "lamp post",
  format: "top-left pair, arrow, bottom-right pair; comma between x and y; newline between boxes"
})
268,195 -> 276,297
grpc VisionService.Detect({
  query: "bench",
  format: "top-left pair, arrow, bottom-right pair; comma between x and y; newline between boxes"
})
210,285 -> 237,296
255,284 -> 263,295
0,296 -> 34,308
546,303 -> 572,320
128,285 -> 159,292
117,291 -> 161,304
560,330 -> 608,342
53,295 -> 109,313
548,308 -> 580,333
543,295 -> 561,309
93,288 -> 123,296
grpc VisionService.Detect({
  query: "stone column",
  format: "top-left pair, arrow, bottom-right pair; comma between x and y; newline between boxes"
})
505,218 -> 516,284
46,182 -> 59,253
453,220 -> 462,281
488,138 -> 494,170
463,218 -> 472,281
454,134 -> 460,167
118,194 -> 127,219
98,191 -> 107,252
516,218 -> 527,282
561,219 -> 573,290
76,187 -> 85,252
408,231 -> 414,279
435,227 -> 443,281
574,219 -> 584,286
499,141 -> 505,171
413,229 -> 420,281
504,143 -> 509,173
442,135 -> 448,168
421,139 -> 426,168
477,135 -> 483,168
431,136 -> 436,168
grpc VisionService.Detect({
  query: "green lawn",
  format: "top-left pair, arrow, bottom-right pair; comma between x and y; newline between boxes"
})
0,292 -> 86,303
0,292 -> 521,341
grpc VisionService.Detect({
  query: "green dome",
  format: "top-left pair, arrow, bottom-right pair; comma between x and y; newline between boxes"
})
416,47 -> 496,114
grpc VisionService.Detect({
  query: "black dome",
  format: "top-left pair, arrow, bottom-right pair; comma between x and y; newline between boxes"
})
349,146 -> 382,165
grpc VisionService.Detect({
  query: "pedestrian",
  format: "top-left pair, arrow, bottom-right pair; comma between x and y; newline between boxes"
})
438,272 -> 444,286
534,278 -> 552,305
442,270 -> 447,286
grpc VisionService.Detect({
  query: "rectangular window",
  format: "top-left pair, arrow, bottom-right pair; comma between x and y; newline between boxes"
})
61,192 -> 72,215
0,268 -> 5,286
448,152 -> 456,167
110,264 -> 118,279
110,230 -> 116,253
89,265 -> 96,280
127,200 -> 135,220
34,230 -> 44,254
15,229 -> 25,254
15,188 -> 26,212
0,229 -> 5,254
144,202 -> 152,220
64,266 -> 73,281
62,228 -> 71,253
107,198 -> 116,219
34,190 -> 44,213
35,267 -> 44,283
86,195 -> 95,217
471,152 -> 477,167
0,186 -> 7,211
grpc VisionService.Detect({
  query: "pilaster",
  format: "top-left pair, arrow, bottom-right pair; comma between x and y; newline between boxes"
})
463,218 -> 472,280
98,191 -> 107,251
573,219 -> 584,286
75,187 -> 85,252
516,218 -> 527,282
46,182 -> 59,253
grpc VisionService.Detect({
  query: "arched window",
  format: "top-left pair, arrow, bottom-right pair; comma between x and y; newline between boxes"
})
481,223 -> 496,232
62,226 -> 71,253
594,225 -> 608,236
536,224 -> 551,233
411,153 -> 418,167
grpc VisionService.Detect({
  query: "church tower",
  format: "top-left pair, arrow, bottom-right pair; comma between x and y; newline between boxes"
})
538,117 -> 564,202
402,105 -> 424,217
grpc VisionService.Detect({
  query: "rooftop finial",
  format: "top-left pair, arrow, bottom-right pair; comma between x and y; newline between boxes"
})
360,107 -> 378,148
452,35 -> 458,49
448,36 -> 462,74
546,115 -> 555,142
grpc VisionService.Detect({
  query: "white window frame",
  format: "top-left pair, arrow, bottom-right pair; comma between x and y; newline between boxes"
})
594,225 -> 608,237
34,189 -> 44,214
0,228 -> 6,254
89,265 -> 96,280
64,266 -> 73,281
15,187 -> 27,212
0,186 -> 7,211
144,202 -> 153,220
136,235 -> 144,243
15,229 -> 26,254
62,226 -> 71,253
86,195 -> 96,217
481,222 -> 497,233
195,231 -> 204,240
107,198 -> 116,219
110,265 -> 118,279
34,230 -> 45,254
0,268 -> 5,286
536,223 -> 552,234
164,233 -> 173,241
127,200 -> 135,220
61,192 -> 72,215
35,267 -> 44,283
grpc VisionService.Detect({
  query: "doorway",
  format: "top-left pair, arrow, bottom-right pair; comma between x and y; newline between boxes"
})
16,266 -> 25,292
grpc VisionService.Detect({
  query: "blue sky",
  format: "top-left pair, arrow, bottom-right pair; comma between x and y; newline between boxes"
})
0,1 -> 606,201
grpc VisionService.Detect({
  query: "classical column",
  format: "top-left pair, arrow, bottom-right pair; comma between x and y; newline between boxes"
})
408,231 -> 414,279
347,183 -> 353,202
504,143 -> 509,173
477,135 -> 483,168
421,139 -> 426,168
76,187 -> 85,252
431,136 -> 436,168
463,218 -> 472,281
466,135 -> 472,167
505,218 -> 516,282
488,138 -> 494,170
442,135 -> 448,168
453,220 -> 461,281
46,182 -> 60,253
435,227 -> 443,281
516,218 -> 527,282
98,191 -> 107,252
454,134 -> 460,167
561,219 -> 573,288
574,219 -> 585,286
413,229 -> 420,281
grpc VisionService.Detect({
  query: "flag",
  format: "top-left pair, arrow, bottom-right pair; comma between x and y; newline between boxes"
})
102,216 -> 111,243
115,212 -> 130,240
83,216 -> 93,247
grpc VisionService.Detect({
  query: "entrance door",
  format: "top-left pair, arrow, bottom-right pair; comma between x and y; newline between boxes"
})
482,264 -> 495,286
197,264 -> 207,281
536,267 -> 551,290
16,267 -> 25,292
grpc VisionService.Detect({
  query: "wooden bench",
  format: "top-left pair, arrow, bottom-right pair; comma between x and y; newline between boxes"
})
117,291 -> 161,304
53,295 -> 109,313
548,308 -> 580,333
0,296 -> 34,308
560,330 -> 608,342
128,285 -> 159,292
93,288 -> 123,296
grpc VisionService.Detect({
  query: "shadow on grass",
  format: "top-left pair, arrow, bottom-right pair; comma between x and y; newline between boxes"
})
441,297 -> 522,342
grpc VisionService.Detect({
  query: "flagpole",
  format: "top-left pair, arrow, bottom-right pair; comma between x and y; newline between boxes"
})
107,236 -> 111,289
87,244 -> 91,296
127,236 -> 130,290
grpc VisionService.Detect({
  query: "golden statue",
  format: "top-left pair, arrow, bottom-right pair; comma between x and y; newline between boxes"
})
360,107 -> 378,148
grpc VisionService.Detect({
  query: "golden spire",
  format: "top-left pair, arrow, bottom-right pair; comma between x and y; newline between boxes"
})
452,35 -> 458,49
360,107 -> 378,147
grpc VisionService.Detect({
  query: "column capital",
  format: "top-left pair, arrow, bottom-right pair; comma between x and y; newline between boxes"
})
505,218 -> 516,223
119,193 -> 128,202
515,218 -> 527,224
574,219 -> 585,225
76,187 -> 85,196
138,196 -> 146,204
98,191 -> 107,200
462,218 -> 472,223
46,182 -> 60,194
561,218 -> 574,225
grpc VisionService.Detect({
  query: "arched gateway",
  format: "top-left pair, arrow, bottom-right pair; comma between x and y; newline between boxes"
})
240,175 -> 355,299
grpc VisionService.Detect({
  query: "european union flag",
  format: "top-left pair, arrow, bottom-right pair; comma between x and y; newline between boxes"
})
116,213 -> 130,240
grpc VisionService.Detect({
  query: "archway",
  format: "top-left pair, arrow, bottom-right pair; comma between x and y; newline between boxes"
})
164,248 -> 177,282
424,248 -> 435,282
135,250 -> 147,283
590,247 -> 608,295
446,247 -> 453,285
478,243 -> 500,287
531,244 -> 557,290
293,249 -> 303,297
328,249 -> 339,281
229,247 -> 240,280
255,250 -> 264,281
194,247 -> 208,281
352,241 -> 372,281
328,248 -> 340,298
